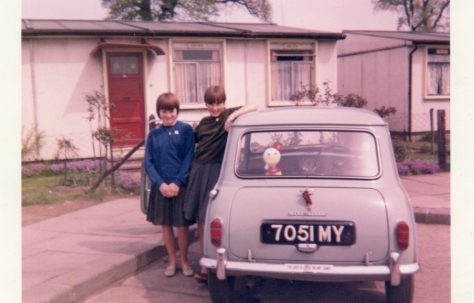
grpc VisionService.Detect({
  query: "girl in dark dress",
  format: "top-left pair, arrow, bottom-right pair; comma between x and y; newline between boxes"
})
144,93 -> 195,277
183,85 -> 257,282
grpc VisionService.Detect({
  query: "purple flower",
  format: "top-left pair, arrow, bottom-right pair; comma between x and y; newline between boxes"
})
397,162 -> 411,175
50,163 -> 65,173
115,171 -> 140,190
396,160 -> 440,175
22,163 -> 46,177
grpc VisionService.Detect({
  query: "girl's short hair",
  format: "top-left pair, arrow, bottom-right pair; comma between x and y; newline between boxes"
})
156,93 -> 180,118
204,85 -> 226,105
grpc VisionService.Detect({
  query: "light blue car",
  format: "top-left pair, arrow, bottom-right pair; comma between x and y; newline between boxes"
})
199,107 -> 419,303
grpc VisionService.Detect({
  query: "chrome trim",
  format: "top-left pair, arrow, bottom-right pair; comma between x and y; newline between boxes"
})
201,257 -> 419,280
297,243 -> 318,253
216,248 -> 227,280
389,252 -> 401,286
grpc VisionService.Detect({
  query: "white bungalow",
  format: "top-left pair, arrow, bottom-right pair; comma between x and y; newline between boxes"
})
337,30 -> 450,138
22,19 -> 344,161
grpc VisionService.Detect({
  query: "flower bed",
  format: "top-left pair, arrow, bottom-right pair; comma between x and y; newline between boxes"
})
396,160 -> 440,175
22,159 -> 140,191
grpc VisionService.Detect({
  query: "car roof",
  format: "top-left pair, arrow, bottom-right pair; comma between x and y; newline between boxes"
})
234,106 -> 387,127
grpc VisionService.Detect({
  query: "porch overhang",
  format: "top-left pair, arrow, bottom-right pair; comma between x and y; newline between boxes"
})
90,42 -> 165,56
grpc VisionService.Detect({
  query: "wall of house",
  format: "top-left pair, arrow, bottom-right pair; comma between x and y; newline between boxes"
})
337,33 -> 407,56
410,46 -> 450,133
338,34 -> 450,134
22,36 -> 340,161
316,41 -> 339,90
22,37 -> 105,161
338,42 -> 409,132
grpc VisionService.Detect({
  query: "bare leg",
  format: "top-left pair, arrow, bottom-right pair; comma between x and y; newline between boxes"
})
162,225 -> 177,268
177,226 -> 191,269
198,223 -> 208,274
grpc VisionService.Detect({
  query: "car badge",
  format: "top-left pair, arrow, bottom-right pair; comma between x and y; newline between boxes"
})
302,189 -> 313,210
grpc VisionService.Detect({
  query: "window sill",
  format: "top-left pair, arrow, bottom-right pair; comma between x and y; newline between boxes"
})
180,104 -> 207,110
424,96 -> 450,101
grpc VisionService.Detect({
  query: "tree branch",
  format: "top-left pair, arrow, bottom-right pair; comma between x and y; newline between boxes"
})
88,139 -> 144,193
432,0 -> 450,29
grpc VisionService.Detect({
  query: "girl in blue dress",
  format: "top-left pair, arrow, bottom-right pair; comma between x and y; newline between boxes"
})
144,93 -> 195,277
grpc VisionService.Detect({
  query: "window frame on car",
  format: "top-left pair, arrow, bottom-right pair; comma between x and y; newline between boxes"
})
267,40 -> 318,106
170,39 -> 225,108
424,45 -> 450,100
234,128 -> 382,180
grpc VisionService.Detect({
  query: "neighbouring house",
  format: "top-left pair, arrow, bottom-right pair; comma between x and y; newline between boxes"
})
337,30 -> 450,138
22,19 -> 344,161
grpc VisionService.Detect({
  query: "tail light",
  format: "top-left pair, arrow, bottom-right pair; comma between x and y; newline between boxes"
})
210,218 -> 223,247
396,221 -> 410,250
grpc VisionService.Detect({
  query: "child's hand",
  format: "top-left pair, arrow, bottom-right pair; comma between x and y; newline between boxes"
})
224,114 -> 236,131
167,183 -> 180,197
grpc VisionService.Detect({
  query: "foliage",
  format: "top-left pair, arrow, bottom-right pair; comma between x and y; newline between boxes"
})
289,82 -> 370,108
102,0 -> 271,22
397,160 -> 440,175
374,106 -> 397,118
21,172 -> 139,206
419,143 -> 431,154
22,126 -> 45,161
372,0 -> 450,32
21,159 -> 140,199
55,137 -> 79,160
392,139 -> 408,162
85,90 -> 117,191
22,163 -> 47,177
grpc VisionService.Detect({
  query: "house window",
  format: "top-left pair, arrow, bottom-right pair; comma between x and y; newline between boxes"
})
427,48 -> 450,97
172,42 -> 223,105
270,43 -> 315,102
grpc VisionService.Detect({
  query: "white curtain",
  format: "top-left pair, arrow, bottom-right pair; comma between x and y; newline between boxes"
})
272,61 -> 312,101
428,63 -> 450,96
175,63 -> 198,104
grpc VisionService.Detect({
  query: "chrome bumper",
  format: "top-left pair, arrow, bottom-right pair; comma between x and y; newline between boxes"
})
201,248 -> 419,286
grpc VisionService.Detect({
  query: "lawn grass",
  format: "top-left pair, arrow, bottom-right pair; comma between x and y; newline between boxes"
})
21,174 -> 135,206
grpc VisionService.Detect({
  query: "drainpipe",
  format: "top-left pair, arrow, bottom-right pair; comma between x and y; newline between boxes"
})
408,44 -> 418,142
244,40 -> 249,105
29,38 -> 40,157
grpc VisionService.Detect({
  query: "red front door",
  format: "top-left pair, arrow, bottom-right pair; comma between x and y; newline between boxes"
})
106,52 -> 145,147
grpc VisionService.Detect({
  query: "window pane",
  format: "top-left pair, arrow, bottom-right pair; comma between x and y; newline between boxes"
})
236,130 -> 379,178
428,63 -> 450,96
427,48 -> 450,96
110,56 -> 138,74
173,44 -> 222,104
175,63 -> 198,104
271,49 -> 314,101
182,50 -> 213,60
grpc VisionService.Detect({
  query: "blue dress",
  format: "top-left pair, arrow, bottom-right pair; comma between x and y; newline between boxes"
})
144,121 -> 195,226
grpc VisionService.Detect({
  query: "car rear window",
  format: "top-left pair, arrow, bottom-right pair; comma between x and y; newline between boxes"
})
235,130 -> 380,178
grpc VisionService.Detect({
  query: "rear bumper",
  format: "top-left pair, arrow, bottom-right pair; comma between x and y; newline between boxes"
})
201,248 -> 419,285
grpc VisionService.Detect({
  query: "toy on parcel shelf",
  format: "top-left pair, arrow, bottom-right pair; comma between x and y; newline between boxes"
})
263,143 -> 282,175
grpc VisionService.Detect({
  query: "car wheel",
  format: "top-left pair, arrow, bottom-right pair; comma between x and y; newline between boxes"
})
208,271 -> 236,303
385,275 -> 414,303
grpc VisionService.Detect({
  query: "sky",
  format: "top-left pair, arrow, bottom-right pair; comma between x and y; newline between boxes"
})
21,0 -> 401,32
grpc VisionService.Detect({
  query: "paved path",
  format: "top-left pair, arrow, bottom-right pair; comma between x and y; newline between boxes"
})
22,173 -> 450,303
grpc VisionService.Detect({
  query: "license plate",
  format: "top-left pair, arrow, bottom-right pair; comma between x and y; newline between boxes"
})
261,221 -> 355,245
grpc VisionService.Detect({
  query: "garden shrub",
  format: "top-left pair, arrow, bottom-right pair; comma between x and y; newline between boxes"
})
392,140 -> 408,162
397,160 -> 440,175
419,143 -> 431,154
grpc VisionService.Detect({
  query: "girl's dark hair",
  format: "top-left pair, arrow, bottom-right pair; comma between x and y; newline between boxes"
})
156,93 -> 180,118
204,85 -> 226,105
